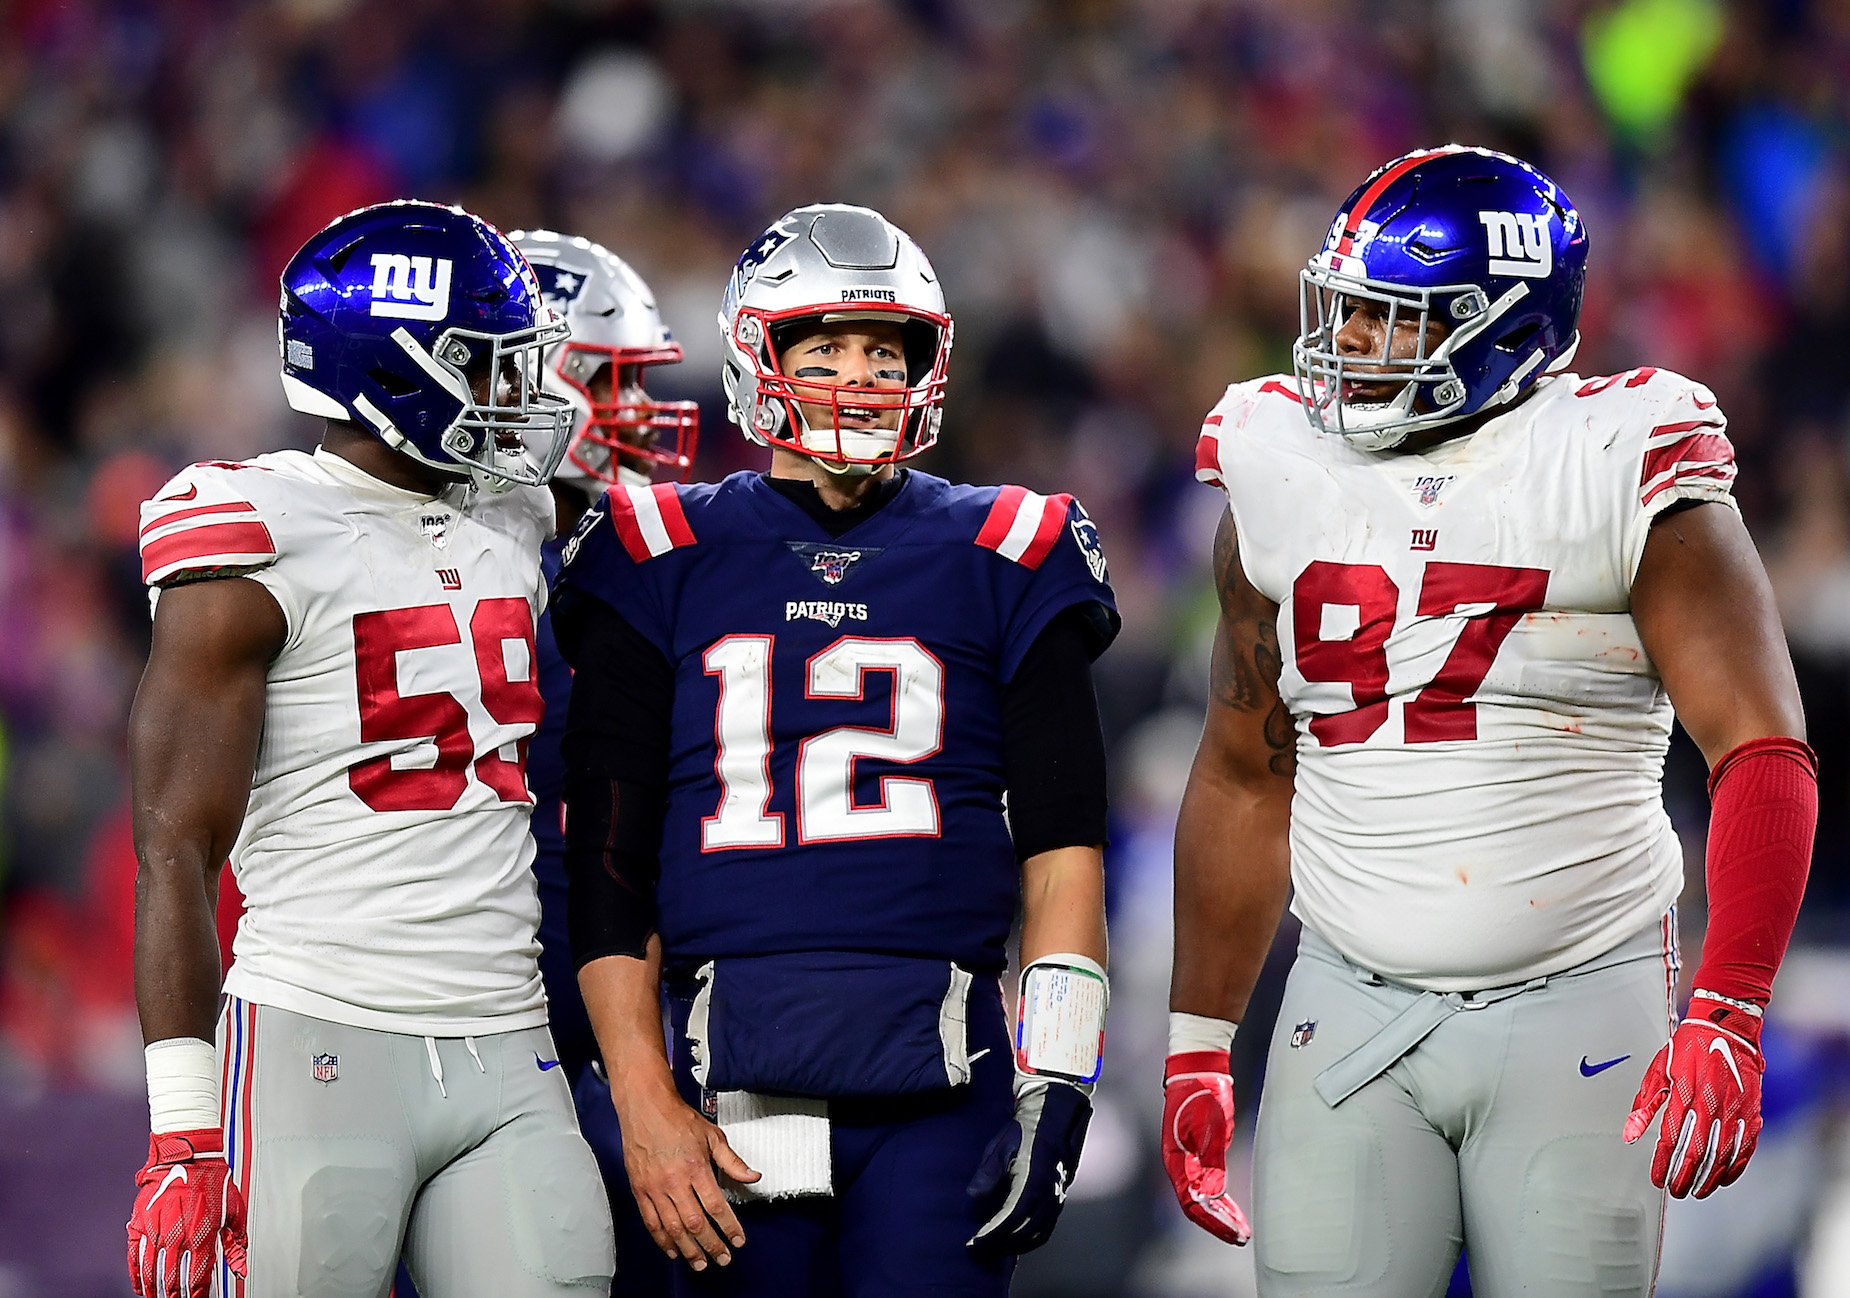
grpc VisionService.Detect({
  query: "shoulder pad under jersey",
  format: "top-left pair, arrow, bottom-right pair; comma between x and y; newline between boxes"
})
1195,376 -> 1312,490
1563,367 -> 1735,513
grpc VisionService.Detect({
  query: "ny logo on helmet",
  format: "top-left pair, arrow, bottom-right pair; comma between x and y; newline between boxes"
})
1477,211 -> 1553,279
369,253 -> 454,321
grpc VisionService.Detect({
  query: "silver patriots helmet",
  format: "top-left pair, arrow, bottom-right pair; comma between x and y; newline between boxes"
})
508,229 -> 698,487
718,204 -> 952,470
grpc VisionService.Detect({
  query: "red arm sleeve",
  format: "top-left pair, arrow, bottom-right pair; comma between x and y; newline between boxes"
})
1692,736 -> 1818,1007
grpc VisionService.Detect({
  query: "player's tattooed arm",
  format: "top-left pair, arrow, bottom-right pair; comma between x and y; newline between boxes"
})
130,577 -> 286,1045
1208,511 -> 1295,776
1170,510 -> 1295,1025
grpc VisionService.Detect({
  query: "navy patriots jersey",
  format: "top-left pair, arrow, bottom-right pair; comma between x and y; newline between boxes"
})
554,469 -> 1117,972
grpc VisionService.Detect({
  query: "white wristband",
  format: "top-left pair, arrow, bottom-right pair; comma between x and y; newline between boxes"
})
146,1037 -> 221,1134
1168,1011 -> 1237,1056
1691,988 -> 1764,1017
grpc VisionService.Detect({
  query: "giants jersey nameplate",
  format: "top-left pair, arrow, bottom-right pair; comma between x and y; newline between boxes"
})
1199,368 -> 1734,990
139,448 -> 554,1034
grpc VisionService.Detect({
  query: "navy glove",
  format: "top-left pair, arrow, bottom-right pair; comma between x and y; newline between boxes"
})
966,1079 -> 1091,1257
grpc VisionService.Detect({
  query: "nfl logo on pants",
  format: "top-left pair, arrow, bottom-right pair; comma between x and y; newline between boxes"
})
1289,1021 -> 1316,1049
312,1052 -> 339,1083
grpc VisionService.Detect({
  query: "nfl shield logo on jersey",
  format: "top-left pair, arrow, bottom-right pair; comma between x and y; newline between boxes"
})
312,1052 -> 339,1084
1413,474 -> 1454,507
810,550 -> 862,585
1289,1021 -> 1316,1049
788,541 -> 880,587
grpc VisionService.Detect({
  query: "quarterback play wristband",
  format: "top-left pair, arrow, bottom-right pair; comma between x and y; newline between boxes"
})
1015,954 -> 1108,1085
145,1036 -> 220,1134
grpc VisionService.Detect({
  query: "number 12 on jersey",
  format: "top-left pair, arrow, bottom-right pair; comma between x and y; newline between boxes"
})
1293,560 -> 1549,745
702,634 -> 945,850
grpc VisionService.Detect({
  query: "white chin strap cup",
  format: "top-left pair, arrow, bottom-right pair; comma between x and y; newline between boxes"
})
795,412 -> 900,474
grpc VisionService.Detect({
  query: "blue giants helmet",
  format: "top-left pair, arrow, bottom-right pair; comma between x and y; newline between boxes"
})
278,201 -> 572,489
1293,145 -> 1589,451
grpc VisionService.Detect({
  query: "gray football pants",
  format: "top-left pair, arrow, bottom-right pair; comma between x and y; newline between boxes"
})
1252,915 -> 1678,1298
216,996 -> 615,1298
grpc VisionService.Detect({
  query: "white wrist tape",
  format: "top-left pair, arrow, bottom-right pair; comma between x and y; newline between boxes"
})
1691,988 -> 1764,1017
1014,953 -> 1108,1085
145,1037 -> 221,1135
1168,1011 -> 1237,1056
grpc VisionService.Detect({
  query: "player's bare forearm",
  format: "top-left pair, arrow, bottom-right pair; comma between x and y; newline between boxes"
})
1632,502 -> 1805,765
1170,512 -> 1296,1023
1020,846 -> 1107,968
130,578 -> 283,1045
580,939 -> 757,1269
578,940 -> 675,1105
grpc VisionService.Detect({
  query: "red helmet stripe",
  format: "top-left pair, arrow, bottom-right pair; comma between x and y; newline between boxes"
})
1333,150 -> 1449,257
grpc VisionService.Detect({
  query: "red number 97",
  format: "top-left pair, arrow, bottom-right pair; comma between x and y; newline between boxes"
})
1292,561 -> 1549,746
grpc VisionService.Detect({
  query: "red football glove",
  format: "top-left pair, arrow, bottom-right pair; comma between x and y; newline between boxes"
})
127,1128 -> 248,1297
1161,1050 -> 1252,1245
1623,994 -> 1765,1199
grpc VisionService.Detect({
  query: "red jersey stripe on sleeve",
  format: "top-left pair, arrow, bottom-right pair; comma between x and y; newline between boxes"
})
652,483 -> 696,548
1017,492 -> 1074,570
976,484 -> 1030,553
1196,430 -> 1224,487
604,483 -> 697,562
140,520 -> 278,582
139,500 -> 259,538
603,486 -> 655,564
1641,427 -> 1735,508
976,485 -> 1071,568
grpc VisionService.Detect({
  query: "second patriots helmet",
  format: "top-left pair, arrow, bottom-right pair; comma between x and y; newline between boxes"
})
719,204 -> 952,472
508,230 -> 699,487
278,200 -> 571,489
1293,145 -> 1590,451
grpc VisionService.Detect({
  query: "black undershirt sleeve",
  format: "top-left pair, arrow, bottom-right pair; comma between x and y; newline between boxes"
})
1002,605 -> 1111,862
556,590 -> 674,967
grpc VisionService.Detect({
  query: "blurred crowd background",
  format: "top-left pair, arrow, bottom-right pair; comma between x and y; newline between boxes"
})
1,0 -> 1848,1293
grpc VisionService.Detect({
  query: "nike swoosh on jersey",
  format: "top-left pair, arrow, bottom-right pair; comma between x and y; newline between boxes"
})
1579,1054 -> 1631,1077
158,485 -> 200,502
535,1055 -> 562,1071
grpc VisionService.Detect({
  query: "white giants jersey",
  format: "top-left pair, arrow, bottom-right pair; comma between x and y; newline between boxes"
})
1197,368 -> 1737,990
139,449 -> 554,1034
